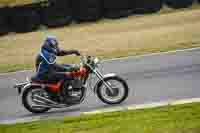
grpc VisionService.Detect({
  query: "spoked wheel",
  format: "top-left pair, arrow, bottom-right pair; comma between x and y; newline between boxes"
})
97,76 -> 129,104
22,87 -> 51,114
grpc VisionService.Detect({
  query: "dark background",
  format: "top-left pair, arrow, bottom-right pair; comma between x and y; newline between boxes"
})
0,0 -> 196,35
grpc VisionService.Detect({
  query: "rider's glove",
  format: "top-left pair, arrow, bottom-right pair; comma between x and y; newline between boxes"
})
74,50 -> 81,56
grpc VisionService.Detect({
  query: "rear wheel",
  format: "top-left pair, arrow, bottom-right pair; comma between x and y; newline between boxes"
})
97,76 -> 129,104
22,86 -> 51,114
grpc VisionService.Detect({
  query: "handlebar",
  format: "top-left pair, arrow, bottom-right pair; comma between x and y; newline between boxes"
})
79,55 -> 91,64
79,55 -> 100,66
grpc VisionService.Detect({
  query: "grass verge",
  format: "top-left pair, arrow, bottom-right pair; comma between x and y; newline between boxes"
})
1,102 -> 200,133
1,6 -> 200,73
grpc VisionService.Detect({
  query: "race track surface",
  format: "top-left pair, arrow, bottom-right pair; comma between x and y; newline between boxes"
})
0,48 -> 200,122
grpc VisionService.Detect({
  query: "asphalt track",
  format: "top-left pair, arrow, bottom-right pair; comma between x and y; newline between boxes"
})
0,48 -> 200,123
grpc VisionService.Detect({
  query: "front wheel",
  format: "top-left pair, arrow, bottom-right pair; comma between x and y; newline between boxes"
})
97,76 -> 129,105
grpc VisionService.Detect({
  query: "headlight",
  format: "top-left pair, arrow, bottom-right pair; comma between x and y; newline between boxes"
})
94,57 -> 99,64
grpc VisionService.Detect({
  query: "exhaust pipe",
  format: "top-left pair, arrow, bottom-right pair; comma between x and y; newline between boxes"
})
33,99 -> 66,108
33,98 -> 48,105
31,104 -> 53,108
33,95 -> 68,108
34,95 -> 59,105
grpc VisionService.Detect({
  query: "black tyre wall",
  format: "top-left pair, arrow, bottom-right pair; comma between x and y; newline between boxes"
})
0,7 -> 10,35
103,0 -> 133,10
104,9 -> 132,19
72,0 -> 103,22
102,0 -> 134,19
40,0 -> 72,27
132,0 -> 163,13
10,6 -> 40,33
164,0 -> 194,9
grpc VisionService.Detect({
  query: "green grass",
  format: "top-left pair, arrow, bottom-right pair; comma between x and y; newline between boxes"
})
1,102 -> 200,133
1,5 -> 200,73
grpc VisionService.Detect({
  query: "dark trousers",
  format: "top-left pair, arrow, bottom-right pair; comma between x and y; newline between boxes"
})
46,72 -> 73,83
45,64 -> 74,83
32,64 -> 74,83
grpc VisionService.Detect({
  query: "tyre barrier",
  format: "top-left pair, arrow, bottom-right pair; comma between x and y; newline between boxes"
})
104,9 -> 133,19
102,0 -> 133,19
164,0 -> 194,9
103,0 -> 133,10
10,6 -> 40,33
40,7 -> 72,27
0,0 -> 197,36
0,7 -> 10,35
40,0 -> 72,27
72,0 -> 103,22
132,0 -> 163,14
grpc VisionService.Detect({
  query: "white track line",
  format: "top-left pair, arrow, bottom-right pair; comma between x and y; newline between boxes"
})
1,97 -> 200,124
0,70 -> 32,76
103,47 -> 200,62
82,98 -> 200,115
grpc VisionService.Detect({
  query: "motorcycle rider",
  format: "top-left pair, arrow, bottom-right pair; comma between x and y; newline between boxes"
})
32,35 -> 81,83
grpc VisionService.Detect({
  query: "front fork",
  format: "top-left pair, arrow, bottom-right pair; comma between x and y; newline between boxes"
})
92,68 -> 114,94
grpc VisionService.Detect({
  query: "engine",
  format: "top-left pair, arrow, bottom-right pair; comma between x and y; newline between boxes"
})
61,78 -> 85,105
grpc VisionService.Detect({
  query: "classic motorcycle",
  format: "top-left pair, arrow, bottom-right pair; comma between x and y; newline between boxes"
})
14,55 -> 129,114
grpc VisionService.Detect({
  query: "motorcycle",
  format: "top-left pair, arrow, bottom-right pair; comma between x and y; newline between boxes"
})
14,55 -> 129,114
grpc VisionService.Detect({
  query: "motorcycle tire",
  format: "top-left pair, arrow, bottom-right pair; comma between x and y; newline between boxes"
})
22,86 -> 51,114
97,76 -> 129,104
